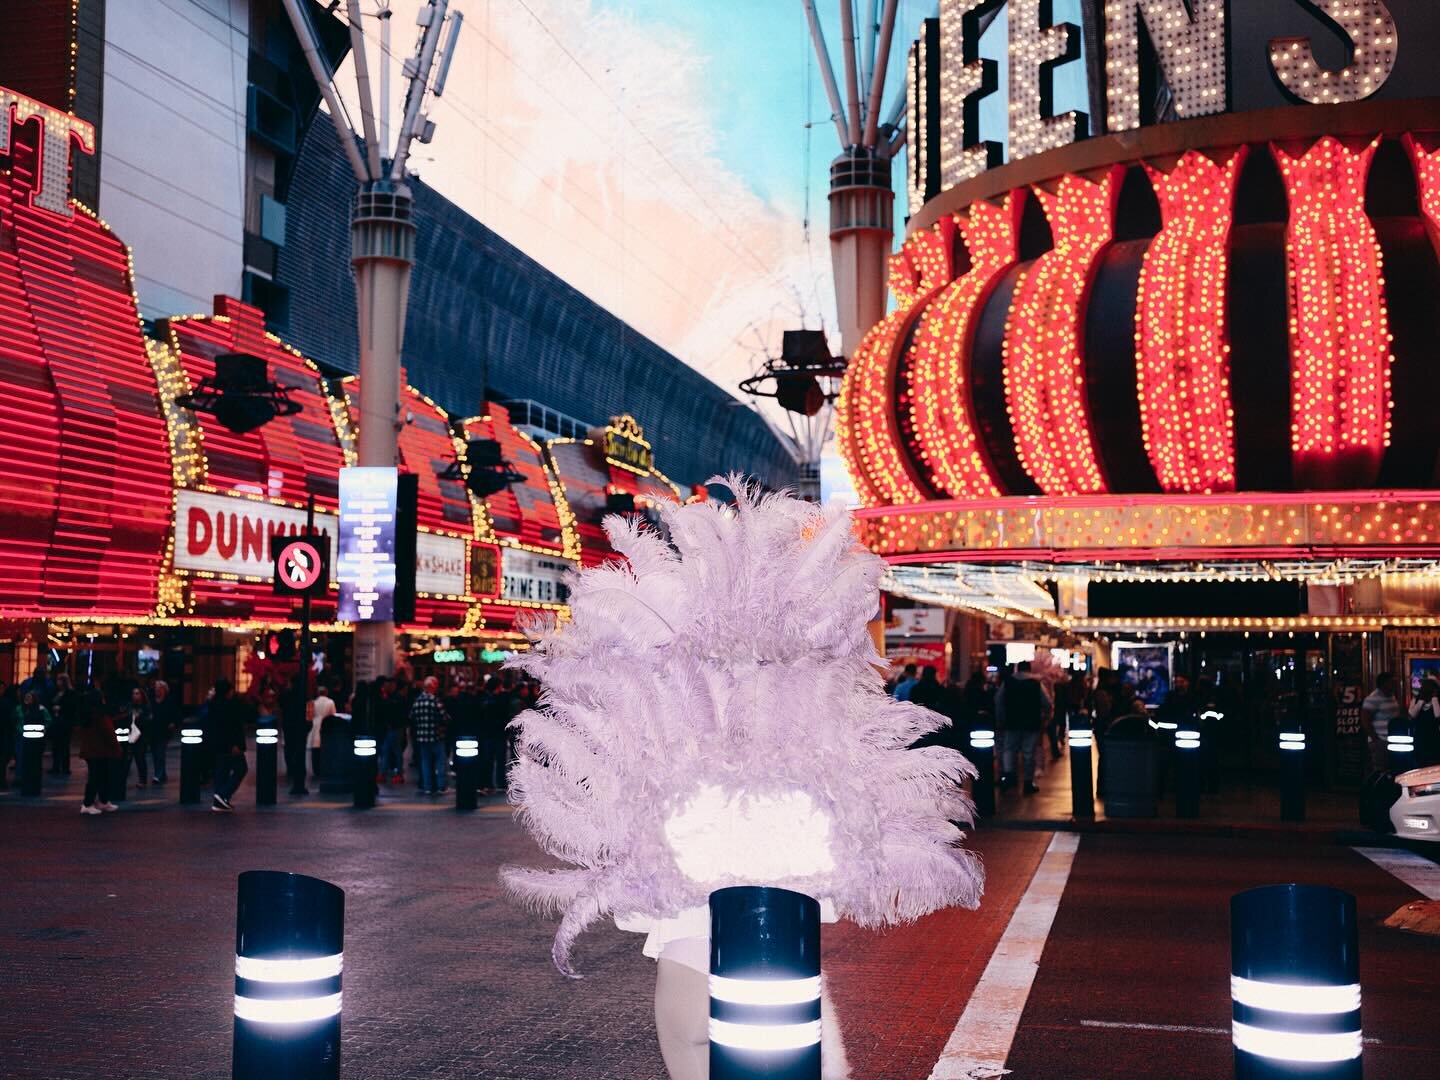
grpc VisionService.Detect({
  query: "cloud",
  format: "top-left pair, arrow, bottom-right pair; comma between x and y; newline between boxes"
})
338,0 -> 836,427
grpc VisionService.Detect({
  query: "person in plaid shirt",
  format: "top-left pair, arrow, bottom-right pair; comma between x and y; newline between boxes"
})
409,676 -> 448,795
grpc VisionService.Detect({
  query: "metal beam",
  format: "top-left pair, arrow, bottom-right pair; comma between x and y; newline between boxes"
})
861,0 -> 898,148
801,0 -> 850,147
838,0 -> 863,147
859,0 -> 878,107
346,0 -> 382,178
390,0 -> 449,181
281,0 -> 369,181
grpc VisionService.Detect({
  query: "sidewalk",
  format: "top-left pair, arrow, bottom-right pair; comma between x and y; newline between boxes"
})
980,743 -> 1379,843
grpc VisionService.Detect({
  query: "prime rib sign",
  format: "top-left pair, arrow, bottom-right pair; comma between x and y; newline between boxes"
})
173,489 -> 466,596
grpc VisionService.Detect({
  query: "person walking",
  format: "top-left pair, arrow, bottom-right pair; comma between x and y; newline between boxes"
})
50,673 -> 77,777
76,684 -> 120,815
309,683 -> 336,783
1361,672 -> 1403,773
409,676 -> 447,795
377,677 -> 407,785
1000,661 -> 1048,794
209,679 -> 251,812
281,678 -> 311,796
122,687 -> 151,790
148,679 -> 178,784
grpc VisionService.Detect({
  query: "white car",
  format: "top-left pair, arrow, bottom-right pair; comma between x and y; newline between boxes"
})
1390,764 -> 1440,840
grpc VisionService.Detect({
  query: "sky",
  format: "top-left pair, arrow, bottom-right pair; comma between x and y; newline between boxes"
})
331,2 -> 1088,501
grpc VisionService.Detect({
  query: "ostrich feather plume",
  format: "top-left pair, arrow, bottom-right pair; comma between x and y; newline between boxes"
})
502,477 -> 983,976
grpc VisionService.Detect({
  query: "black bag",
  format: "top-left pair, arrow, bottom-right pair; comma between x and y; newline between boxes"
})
1358,770 -> 1401,833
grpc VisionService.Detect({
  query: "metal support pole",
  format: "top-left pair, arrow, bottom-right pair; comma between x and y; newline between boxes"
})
709,886 -> 821,1080
1278,729 -> 1306,822
180,726 -> 203,804
1174,727 -> 1201,819
293,495 -> 315,793
1069,723 -> 1094,819
969,726 -> 995,819
1231,884 -> 1361,1079
454,736 -> 478,811
233,871 -> 345,1079
19,721 -> 44,796
255,721 -> 278,806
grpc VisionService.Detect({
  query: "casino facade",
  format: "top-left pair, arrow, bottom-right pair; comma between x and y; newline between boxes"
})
839,1 -> 1440,780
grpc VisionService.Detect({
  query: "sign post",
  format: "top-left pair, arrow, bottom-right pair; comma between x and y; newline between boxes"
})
272,500 -> 329,799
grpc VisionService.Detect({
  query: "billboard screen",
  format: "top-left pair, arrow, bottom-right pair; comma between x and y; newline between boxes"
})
337,467 -> 399,622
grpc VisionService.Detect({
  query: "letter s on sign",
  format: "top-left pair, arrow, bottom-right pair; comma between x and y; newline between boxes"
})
1269,0 -> 1398,105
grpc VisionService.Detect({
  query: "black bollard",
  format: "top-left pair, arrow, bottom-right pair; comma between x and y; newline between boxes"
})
233,870 -> 345,1080
969,727 -> 996,819
352,736 -> 376,810
1231,884 -> 1361,1079
179,726 -> 203,804
111,721 -> 130,803
19,718 -> 45,797
1386,721 -> 1415,772
454,737 -> 479,812
255,721 -> 279,806
1278,729 -> 1306,822
1069,722 -> 1094,819
709,886 -> 821,1080
1174,727 -> 1202,819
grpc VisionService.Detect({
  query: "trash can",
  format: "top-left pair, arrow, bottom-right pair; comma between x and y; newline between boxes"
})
1100,714 -> 1159,818
318,713 -> 355,795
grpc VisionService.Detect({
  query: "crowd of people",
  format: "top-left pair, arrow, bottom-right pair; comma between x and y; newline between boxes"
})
0,663 -> 538,814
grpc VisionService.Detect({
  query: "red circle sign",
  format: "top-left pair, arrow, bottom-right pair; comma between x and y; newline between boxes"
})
277,540 -> 323,591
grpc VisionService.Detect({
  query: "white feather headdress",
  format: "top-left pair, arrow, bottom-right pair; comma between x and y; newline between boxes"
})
502,477 -> 982,976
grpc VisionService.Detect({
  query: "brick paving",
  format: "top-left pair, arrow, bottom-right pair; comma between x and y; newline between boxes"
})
0,771 -> 1047,1080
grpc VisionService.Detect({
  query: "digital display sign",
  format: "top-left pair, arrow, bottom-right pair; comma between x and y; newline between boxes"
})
337,467 -> 399,622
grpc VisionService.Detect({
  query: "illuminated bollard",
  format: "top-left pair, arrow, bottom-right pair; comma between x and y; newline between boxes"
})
708,886 -> 821,1080
1386,725 -> 1414,772
454,737 -> 479,812
969,727 -> 996,819
179,727 -> 204,804
255,721 -> 279,806
19,720 -> 45,797
1174,727 -> 1202,819
1231,884 -> 1361,1080
112,722 -> 131,803
233,870 -> 345,1080
1069,722 -> 1094,819
1278,729 -> 1306,823
352,737 -> 376,810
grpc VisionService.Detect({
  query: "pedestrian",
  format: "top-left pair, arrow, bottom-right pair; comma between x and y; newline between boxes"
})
1408,678 -> 1440,767
1361,672 -> 1403,773
148,679 -> 178,784
123,687 -> 151,789
209,678 -> 251,812
309,682 -> 336,783
408,675 -> 447,795
76,683 -> 120,815
1000,661 -> 1047,794
907,665 -> 945,711
0,676 -> 17,790
14,689 -> 52,788
279,676 -> 310,796
891,663 -> 919,700
377,677 -> 407,784
50,673 -> 77,776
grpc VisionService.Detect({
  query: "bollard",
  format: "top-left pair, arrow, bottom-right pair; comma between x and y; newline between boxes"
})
1278,729 -> 1306,822
1174,727 -> 1202,819
1386,722 -> 1414,772
1069,722 -> 1094,819
255,721 -> 279,806
352,736 -> 376,810
233,870 -> 345,1080
709,886 -> 821,1080
20,720 -> 45,797
969,727 -> 996,819
179,727 -> 204,804
1231,884 -> 1361,1079
454,737 -> 479,812
112,721 -> 131,803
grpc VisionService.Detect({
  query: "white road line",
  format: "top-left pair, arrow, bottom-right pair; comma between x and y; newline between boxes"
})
1079,1020 -> 1382,1045
928,832 -> 1080,1080
1353,846 -> 1440,899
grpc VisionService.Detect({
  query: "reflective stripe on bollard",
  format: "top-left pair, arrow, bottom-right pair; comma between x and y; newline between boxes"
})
233,870 -> 345,1079
709,886 -> 821,1080
1231,884 -> 1361,1078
